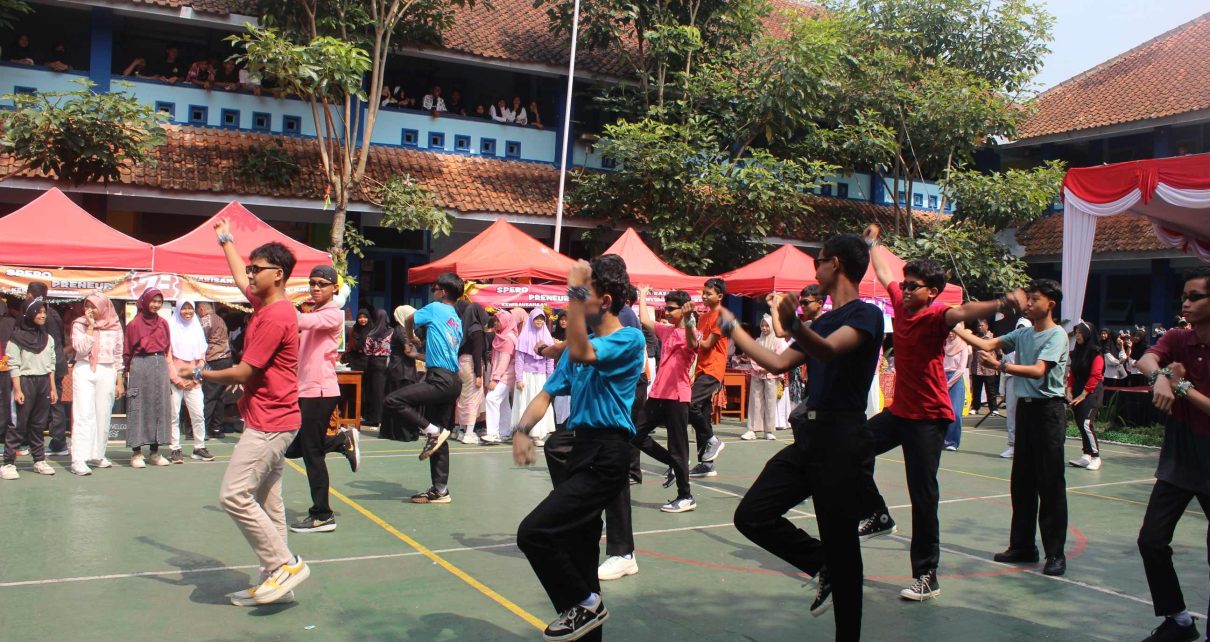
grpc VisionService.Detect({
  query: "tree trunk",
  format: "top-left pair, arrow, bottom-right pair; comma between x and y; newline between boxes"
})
329,206 -> 347,257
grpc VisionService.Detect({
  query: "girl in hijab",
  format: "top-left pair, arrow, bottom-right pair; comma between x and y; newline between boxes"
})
1067,321 -> 1106,471
381,306 -> 421,442
742,315 -> 787,441
0,300 -> 14,468
1,299 -> 57,479
483,308 -> 518,444
360,309 -> 393,427
69,292 -> 124,475
942,329 -> 972,451
512,307 -> 555,444
344,308 -> 371,372
123,289 -> 173,468
453,300 -> 489,444
167,300 -> 211,464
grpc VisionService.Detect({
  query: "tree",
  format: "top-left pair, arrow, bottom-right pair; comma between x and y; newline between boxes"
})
0,80 -> 167,185
944,159 -> 1065,230
0,0 -> 30,29
888,219 -> 1029,301
234,0 -> 470,275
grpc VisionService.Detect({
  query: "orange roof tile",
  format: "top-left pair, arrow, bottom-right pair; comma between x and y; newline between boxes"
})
1015,212 -> 1170,257
1017,13 -> 1210,141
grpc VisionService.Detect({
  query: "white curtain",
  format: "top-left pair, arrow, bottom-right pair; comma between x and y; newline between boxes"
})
1060,188 -> 1141,330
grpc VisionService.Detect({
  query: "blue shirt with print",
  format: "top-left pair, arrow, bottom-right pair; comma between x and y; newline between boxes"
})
544,327 -> 645,435
412,301 -> 462,372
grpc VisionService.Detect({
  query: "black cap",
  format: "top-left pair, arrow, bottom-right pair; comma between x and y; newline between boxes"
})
309,265 -> 338,282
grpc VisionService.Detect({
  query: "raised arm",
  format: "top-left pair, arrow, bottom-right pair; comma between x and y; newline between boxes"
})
636,285 -> 656,331
719,308 -> 805,374
565,261 -> 597,364
214,217 -> 250,294
944,289 -> 1027,327
953,325 -> 1004,353
863,225 -> 895,289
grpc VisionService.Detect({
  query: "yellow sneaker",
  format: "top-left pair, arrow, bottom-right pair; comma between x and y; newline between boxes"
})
228,586 -> 296,607
253,556 -> 310,604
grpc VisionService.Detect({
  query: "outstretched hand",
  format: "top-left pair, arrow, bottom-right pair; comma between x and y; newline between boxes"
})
512,431 -> 536,466
863,224 -> 881,244
776,293 -> 800,333
213,217 -> 231,239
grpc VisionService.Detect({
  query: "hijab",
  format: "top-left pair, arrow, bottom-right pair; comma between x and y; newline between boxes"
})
550,309 -> 567,341
516,307 -> 553,358
169,300 -> 208,361
393,305 -> 416,328
352,308 -> 372,345
758,314 -> 779,351
492,308 -> 519,355
11,298 -> 49,354
1070,321 -> 1103,383
73,292 -> 120,370
455,300 -> 490,336
510,307 -> 528,330
368,308 -> 392,342
126,288 -> 170,355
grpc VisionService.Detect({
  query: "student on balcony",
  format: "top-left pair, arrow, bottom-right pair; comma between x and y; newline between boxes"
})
7,34 -> 34,65
123,45 -> 184,84
528,101 -> 544,129
186,57 -> 218,89
446,89 -> 467,116
511,96 -> 528,126
423,85 -> 447,115
392,86 -> 416,108
213,59 -> 242,91
490,98 -> 513,123
47,43 -> 71,72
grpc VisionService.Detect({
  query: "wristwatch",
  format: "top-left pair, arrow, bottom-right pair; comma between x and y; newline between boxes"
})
192,366 -> 206,383
217,233 -> 234,246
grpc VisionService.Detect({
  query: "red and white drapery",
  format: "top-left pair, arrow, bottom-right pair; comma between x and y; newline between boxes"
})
1061,154 -> 1210,327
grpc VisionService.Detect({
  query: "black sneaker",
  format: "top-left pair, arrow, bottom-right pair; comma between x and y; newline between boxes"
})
992,547 -> 1039,564
1042,555 -> 1066,576
418,428 -> 450,461
899,571 -> 941,601
191,448 -> 215,462
688,462 -> 717,478
662,467 -> 675,488
1142,616 -> 1200,642
410,487 -> 451,504
542,600 -> 609,641
857,512 -> 898,541
169,449 -> 184,464
289,515 -> 337,533
342,428 -> 361,473
810,569 -> 832,617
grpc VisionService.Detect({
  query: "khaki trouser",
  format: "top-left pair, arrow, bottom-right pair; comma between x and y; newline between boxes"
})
220,428 -> 298,571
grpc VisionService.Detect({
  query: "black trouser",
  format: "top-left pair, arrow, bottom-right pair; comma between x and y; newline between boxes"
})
970,374 -> 1000,411
544,428 -> 576,488
602,378 -> 650,557
204,357 -> 232,435
857,410 -> 947,577
362,355 -> 389,425
628,379 -> 647,484
7,375 -> 50,464
1009,398 -> 1068,558
734,414 -> 868,642
47,374 -> 68,452
518,429 -> 630,623
632,398 -> 691,497
688,374 -> 721,460
383,367 -> 460,488
1137,479 -> 1210,616
0,373 -> 9,458
285,396 -> 345,520
1072,399 -> 1100,457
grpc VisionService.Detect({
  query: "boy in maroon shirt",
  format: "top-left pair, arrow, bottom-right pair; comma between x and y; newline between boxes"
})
855,224 -> 1024,601
186,218 -> 310,606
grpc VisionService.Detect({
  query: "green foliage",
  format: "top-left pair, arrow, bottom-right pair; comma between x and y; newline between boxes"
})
0,0 -> 32,30
229,26 -> 371,103
0,80 -> 168,185
377,175 -> 453,239
236,142 -> 302,189
945,160 -> 1066,231
887,219 -> 1028,301
254,0 -> 468,47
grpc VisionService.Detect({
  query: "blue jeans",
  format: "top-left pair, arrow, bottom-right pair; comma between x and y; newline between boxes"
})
944,372 -> 965,448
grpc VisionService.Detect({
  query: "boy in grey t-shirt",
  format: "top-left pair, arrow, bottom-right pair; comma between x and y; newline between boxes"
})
955,279 -> 1070,577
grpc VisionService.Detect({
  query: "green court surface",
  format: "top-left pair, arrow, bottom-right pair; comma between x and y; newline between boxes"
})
1,417 -> 1206,641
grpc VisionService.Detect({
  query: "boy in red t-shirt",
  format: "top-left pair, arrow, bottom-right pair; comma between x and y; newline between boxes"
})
855,224 -> 1024,602
686,278 -> 729,479
186,218 -> 309,607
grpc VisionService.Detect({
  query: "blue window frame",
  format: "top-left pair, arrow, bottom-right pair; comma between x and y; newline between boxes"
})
479,137 -> 496,156
428,132 -> 445,149
220,108 -> 240,129
283,115 -> 302,135
837,183 -> 849,198
928,195 -> 939,209
402,129 -> 419,147
454,134 -> 471,152
897,190 -> 906,205
601,157 -> 617,169
251,112 -> 271,132
505,140 -> 521,159
155,101 -> 176,119
14,85 -> 37,96
820,184 -> 833,197
912,192 -> 924,207
187,105 -> 208,126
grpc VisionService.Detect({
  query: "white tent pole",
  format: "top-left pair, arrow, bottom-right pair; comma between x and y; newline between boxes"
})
552,0 -> 581,252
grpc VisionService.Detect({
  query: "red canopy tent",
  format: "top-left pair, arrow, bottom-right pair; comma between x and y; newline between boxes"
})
409,218 -> 577,284
0,188 -> 154,270
604,228 -> 706,291
1061,153 -> 1210,327
861,245 -> 964,305
153,201 -> 331,278
719,244 -> 817,296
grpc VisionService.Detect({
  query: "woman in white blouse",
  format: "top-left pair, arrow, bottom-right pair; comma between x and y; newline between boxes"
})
511,96 -> 528,126
70,292 -> 124,476
490,98 -> 513,123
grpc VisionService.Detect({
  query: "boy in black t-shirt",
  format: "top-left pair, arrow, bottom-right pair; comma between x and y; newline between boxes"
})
721,234 -> 883,642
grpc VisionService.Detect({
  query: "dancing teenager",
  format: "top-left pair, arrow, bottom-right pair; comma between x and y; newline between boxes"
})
954,279 -> 1069,577
382,272 -> 464,504
187,219 -> 310,606
287,265 -> 361,534
513,255 -> 645,642
727,234 -> 885,642
856,224 -> 1025,601
687,278 -> 728,478
1133,268 -> 1210,642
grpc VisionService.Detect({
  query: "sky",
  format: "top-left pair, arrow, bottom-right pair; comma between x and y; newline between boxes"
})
1034,0 -> 1210,91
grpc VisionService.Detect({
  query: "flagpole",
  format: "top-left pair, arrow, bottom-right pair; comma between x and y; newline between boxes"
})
552,0 -> 581,252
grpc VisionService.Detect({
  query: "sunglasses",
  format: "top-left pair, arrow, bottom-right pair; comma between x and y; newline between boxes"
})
901,281 -> 926,293
1181,292 -> 1209,303
245,264 -> 280,277
812,255 -> 835,269
309,280 -> 335,288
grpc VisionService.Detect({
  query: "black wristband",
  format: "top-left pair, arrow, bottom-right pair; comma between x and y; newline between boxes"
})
567,286 -> 589,302
719,318 -> 737,337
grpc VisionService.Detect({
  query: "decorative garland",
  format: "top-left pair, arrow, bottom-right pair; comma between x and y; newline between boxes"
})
0,269 -> 140,304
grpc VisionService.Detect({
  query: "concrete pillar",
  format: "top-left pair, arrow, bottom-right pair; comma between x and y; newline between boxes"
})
89,8 -> 114,92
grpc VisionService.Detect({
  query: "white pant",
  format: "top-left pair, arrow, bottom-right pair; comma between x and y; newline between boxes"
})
484,380 -> 513,440
1003,378 -> 1018,447
170,384 -> 206,451
511,371 -> 555,440
71,363 -> 117,466
748,377 -> 778,434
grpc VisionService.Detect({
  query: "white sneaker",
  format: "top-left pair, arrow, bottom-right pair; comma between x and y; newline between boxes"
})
228,587 -> 296,607
660,496 -> 697,513
93,458 -> 114,468
1085,456 -> 1102,471
462,432 -> 481,445
253,556 -> 310,604
968,410 -> 978,416
0,464 -> 18,480
740,431 -> 757,441
149,452 -> 170,467
480,435 -> 501,445
130,452 -> 146,468
70,462 -> 92,476
765,432 -> 778,441
32,460 -> 55,475
1069,455 -> 1092,468
990,411 -> 1003,417
597,555 -> 639,581
1000,447 -> 1014,459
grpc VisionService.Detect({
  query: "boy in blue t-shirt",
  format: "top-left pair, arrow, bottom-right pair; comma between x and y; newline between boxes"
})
383,272 -> 464,504
513,255 -> 645,642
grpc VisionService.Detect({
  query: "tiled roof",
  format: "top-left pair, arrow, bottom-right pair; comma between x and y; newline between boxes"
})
1016,13 -> 1210,141
1015,212 -> 1170,257
112,0 -> 257,16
